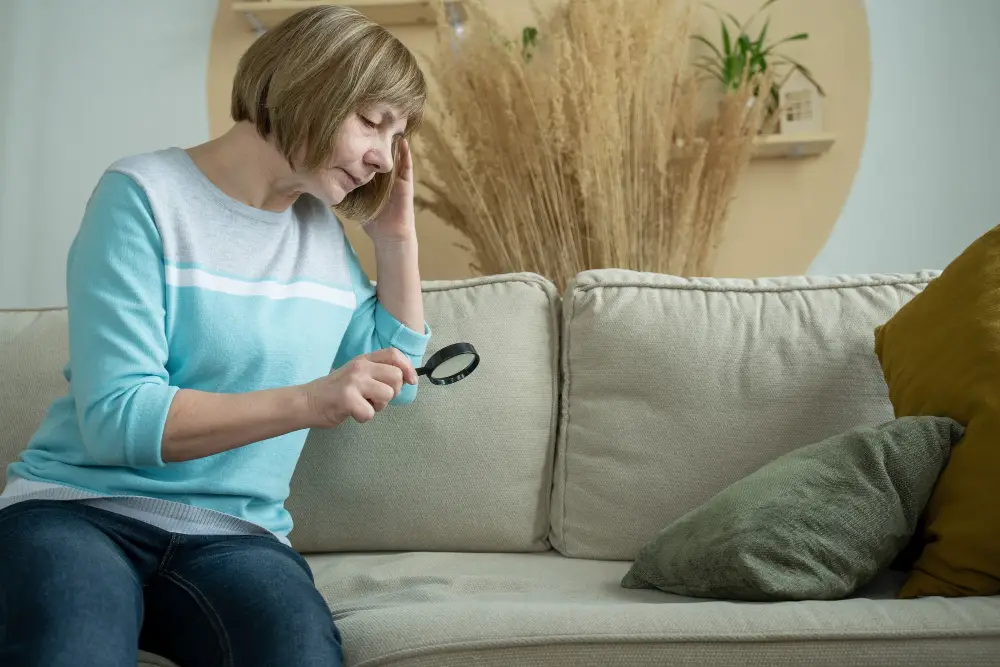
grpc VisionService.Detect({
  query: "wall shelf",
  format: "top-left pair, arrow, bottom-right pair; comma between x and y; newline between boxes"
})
232,0 -> 464,31
673,132 -> 835,161
751,132 -> 835,159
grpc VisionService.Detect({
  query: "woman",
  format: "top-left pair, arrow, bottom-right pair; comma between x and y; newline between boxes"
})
0,6 -> 429,666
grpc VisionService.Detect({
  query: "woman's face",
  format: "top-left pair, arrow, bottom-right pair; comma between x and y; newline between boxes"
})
299,103 -> 408,206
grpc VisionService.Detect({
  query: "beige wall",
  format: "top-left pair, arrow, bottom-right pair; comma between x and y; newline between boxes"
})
209,0 -> 869,280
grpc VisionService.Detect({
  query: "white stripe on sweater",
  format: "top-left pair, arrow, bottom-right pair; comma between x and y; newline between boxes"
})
165,265 -> 356,308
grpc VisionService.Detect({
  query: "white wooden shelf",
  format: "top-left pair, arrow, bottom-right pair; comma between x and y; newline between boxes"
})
673,132 -> 835,161
751,132 -> 835,159
232,0 -> 464,29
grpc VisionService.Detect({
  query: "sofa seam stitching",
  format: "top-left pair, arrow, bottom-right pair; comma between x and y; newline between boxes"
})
352,630 -> 1000,667
574,277 -> 936,295
420,275 -> 556,296
557,284 -> 576,556
543,280 -> 561,550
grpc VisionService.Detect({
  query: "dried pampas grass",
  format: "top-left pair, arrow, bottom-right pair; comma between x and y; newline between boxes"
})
415,0 -> 772,289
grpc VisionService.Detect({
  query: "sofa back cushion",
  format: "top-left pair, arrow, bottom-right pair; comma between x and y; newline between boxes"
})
286,273 -> 560,553
549,269 -> 938,561
0,310 -> 71,479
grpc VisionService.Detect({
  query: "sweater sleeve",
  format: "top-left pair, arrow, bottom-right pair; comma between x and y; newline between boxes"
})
66,170 -> 177,468
333,237 -> 431,406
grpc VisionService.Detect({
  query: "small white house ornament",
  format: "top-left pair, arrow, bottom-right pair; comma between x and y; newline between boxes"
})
777,68 -> 825,135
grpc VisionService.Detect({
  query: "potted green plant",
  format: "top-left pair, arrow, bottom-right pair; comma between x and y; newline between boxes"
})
692,0 -> 822,130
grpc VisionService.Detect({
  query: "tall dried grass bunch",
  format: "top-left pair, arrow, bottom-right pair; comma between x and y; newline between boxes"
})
415,0 -> 772,289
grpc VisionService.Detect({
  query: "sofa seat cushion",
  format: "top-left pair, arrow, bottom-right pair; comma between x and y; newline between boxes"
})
307,551 -> 1000,667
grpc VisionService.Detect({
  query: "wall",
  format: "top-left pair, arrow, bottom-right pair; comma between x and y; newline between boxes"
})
207,0 -> 870,281
0,4 -> 17,271
808,0 -> 1000,275
0,0 -> 216,309
2,1 -> 999,309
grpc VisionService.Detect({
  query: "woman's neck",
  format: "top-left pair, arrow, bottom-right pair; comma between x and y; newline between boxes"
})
185,121 -> 303,213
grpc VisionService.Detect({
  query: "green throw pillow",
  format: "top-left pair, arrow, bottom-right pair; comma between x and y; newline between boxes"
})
621,416 -> 963,601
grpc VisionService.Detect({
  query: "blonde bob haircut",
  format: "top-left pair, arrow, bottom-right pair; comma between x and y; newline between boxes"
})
231,6 -> 426,221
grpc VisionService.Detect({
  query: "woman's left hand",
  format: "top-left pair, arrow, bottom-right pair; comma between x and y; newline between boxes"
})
364,138 -> 416,243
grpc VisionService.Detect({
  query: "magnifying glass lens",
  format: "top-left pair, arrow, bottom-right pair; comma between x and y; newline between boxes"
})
430,353 -> 477,380
417,342 -> 480,385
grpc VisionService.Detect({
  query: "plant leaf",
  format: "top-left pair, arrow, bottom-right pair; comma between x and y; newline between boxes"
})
733,50 -> 747,85
701,2 -> 726,20
772,54 -> 812,72
694,61 -> 724,75
760,32 -> 809,54
694,62 -> 726,83
744,0 -> 782,31
694,55 -> 726,78
771,56 -> 825,94
522,26 -> 538,48
756,18 -> 770,49
721,22 -> 732,56
692,34 -> 724,61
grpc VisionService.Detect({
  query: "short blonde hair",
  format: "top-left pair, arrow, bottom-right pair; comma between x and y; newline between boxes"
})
231,6 -> 426,220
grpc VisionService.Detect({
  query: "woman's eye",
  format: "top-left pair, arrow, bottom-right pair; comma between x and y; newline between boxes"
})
361,116 -> 377,128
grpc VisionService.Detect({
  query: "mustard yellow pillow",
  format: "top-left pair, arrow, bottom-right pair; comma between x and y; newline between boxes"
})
874,224 -> 1000,598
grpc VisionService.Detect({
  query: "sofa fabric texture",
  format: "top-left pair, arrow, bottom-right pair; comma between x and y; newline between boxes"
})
284,273 -> 561,554
550,269 -> 940,560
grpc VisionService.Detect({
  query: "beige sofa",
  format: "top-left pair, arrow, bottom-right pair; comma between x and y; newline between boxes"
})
2,269 -> 999,667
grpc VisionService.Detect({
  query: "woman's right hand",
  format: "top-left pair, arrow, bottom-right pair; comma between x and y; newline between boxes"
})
300,348 -> 418,428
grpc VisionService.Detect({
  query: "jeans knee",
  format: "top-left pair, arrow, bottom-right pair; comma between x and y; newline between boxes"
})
155,536 -> 343,666
231,576 -> 343,666
266,592 -> 343,658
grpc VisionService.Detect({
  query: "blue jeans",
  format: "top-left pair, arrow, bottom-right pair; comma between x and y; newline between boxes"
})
0,500 -> 343,667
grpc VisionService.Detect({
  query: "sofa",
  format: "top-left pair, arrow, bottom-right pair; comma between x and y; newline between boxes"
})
2,269 -> 999,667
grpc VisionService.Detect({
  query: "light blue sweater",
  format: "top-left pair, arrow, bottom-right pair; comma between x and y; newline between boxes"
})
1,148 -> 431,543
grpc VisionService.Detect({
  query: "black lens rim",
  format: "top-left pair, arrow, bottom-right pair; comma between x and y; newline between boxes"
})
420,342 -> 480,385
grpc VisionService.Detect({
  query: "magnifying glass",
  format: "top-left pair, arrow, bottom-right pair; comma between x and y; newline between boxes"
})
416,342 -> 480,385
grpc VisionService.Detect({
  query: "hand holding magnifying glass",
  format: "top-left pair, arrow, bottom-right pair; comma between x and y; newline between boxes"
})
303,344 -> 480,428
416,342 -> 480,385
